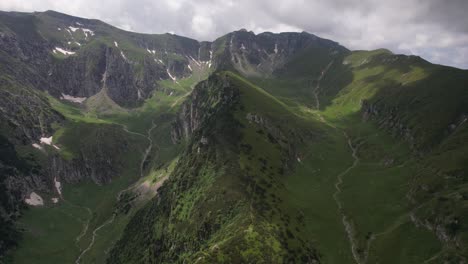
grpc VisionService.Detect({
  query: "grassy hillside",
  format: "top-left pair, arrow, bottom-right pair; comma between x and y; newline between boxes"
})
246,48 -> 468,262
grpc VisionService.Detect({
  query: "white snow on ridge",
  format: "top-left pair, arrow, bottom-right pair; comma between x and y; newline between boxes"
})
114,41 -> 119,47
54,47 -> 75,55
60,93 -> 87,103
68,26 -> 95,39
25,192 -> 43,206
82,28 -> 95,38
166,69 -> 176,81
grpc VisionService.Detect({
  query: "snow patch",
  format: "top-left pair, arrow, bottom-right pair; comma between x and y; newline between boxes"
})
114,41 -> 119,47
32,143 -> 42,150
39,136 -> 60,149
54,177 -> 62,196
166,69 -> 176,81
188,56 -> 201,66
169,91 -> 174,96
208,50 -> 213,68
51,197 -> 59,203
57,27 -> 61,31
274,43 -> 278,54
60,93 -> 87,103
75,42 -> 81,46
147,49 -> 156,54
54,47 -> 75,55
82,28 -> 94,38
154,58 -> 164,64
25,192 -> 43,206
120,51 -> 128,60
68,26 -> 95,39
76,22 -> 84,26
137,89 -> 142,100
40,136 -> 53,145
241,43 -> 246,50
188,64 -> 193,71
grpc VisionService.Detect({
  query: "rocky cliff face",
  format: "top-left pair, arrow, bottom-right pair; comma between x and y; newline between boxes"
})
361,100 -> 417,149
171,74 -> 239,143
0,10 -> 211,109
211,29 -> 348,77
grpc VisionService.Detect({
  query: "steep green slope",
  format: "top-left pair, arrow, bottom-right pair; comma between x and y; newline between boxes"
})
249,48 -> 468,262
110,46 -> 468,264
108,72 -> 325,263
5,77 -> 194,263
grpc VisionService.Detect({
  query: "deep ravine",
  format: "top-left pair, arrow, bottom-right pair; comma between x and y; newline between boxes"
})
312,62 -> 365,264
75,121 -> 158,264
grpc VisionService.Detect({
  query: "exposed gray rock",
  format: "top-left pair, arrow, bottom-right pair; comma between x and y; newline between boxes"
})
171,75 -> 239,143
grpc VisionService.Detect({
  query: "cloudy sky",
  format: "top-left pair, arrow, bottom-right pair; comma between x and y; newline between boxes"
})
1,0 -> 467,68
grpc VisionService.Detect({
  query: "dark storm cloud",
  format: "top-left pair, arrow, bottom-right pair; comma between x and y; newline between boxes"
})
1,0 -> 467,68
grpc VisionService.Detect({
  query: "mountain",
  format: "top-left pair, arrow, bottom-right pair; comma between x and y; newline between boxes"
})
0,10 -> 467,264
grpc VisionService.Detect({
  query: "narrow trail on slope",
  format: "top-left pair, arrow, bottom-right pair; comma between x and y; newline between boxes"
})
311,61 -> 366,264
75,121 -> 158,264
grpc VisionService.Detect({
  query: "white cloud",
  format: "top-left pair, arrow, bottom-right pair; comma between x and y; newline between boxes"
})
191,15 -> 214,38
